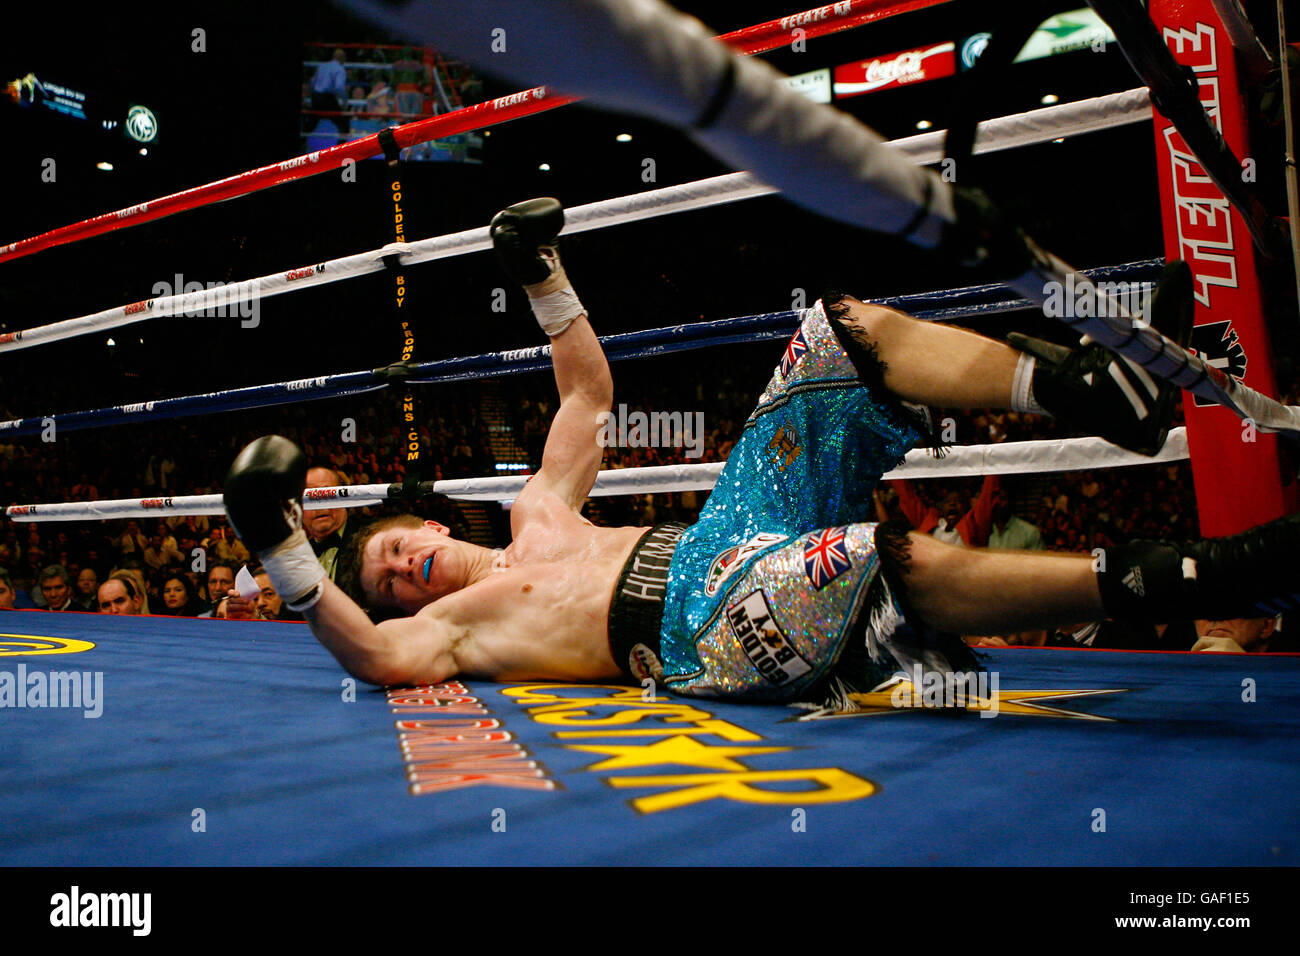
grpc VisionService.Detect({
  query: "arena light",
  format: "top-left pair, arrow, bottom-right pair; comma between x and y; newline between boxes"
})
95,161 -> 113,171
1041,93 -> 1060,105
538,162 -> 551,171
616,133 -> 633,142
915,119 -> 933,130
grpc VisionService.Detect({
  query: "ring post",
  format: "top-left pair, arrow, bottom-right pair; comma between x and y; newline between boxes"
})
1148,0 -> 1293,534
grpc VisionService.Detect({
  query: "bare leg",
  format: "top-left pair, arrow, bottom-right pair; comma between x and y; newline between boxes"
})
836,298 -> 1025,409
896,532 -> 1103,634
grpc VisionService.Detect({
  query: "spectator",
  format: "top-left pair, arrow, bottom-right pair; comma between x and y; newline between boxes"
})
114,520 -> 148,558
1079,471 -> 1101,500
73,567 -> 100,611
0,531 -> 19,569
153,522 -> 179,552
143,532 -> 183,572
1191,617 -> 1278,653
167,513 -> 210,537
365,74 -> 393,116
303,465 -> 353,579
0,568 -> 16,610
38,565 -> 75,611
892,475 -> 1000,547
987,492 -> 1044,551
1038,620 -> 1165,651
97,573 -> 144,615
114,564 -> 152,614
159,573 -> 203,617
69,473 -> 98,499
391,47 -> 428,117
209,527 -> 251,566
215,565 -> 296,621
200,561 -> 238,617
309,48 -> 349,134
175,529 -> 200,567
252,566 -> 292,621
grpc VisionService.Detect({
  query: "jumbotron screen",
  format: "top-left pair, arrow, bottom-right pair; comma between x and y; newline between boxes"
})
301,43 -> 483,163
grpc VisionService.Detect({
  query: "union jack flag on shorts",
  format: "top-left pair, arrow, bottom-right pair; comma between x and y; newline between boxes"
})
780,327 -> 809,379
803,527 -> 851,589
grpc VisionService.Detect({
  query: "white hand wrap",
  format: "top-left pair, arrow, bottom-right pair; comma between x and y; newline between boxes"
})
259,528 -> 328,612
529,287 -> 585,337
1011,353 -> 1048,415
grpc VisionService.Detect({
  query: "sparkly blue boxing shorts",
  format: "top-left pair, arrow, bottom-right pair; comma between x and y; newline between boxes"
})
607,298 -> 929,703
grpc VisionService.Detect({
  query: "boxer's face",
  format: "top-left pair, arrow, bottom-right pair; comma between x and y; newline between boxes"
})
361,520 -> 461,614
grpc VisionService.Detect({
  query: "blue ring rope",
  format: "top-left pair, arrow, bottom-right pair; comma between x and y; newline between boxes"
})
0,258 -> 1165,437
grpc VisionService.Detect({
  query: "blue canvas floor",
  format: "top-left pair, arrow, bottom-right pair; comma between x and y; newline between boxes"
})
1,610 -> 1296,865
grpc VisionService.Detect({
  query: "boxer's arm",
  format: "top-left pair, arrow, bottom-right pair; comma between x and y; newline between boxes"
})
526,313 -> 613,512
223,434 -> 455,686
489,198 -> 610,514
303,578 -> 461,685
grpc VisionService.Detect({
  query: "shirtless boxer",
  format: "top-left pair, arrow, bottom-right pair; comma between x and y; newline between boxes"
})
223,199 -> 1300,701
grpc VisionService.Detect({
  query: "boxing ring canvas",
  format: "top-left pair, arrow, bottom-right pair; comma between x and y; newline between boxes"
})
1,610 -> 1295,866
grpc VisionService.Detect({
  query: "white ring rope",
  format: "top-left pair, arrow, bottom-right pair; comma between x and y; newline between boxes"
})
0,89 -> 1153,354
6,428 -> 1188,522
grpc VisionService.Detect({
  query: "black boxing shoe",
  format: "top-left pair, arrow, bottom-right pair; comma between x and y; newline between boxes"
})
489,197 -> 565,287
1009,259 -> 1195,456
1098,511 -> 1300,623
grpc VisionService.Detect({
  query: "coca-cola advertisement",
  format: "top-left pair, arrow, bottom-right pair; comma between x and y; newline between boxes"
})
833,42 -> 956,98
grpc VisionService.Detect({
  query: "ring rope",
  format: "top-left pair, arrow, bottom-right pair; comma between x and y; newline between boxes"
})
5,428 -> 1190,522
0,0 -> 948,266
0,260 -> 1163,438
0,89 -> 1155,354
1001,252 -> 1300,439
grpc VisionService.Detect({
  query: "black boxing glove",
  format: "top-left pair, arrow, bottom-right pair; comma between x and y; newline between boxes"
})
223,435 -> 326,611
489,197 -> 585,336
489,196 -> 565,285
